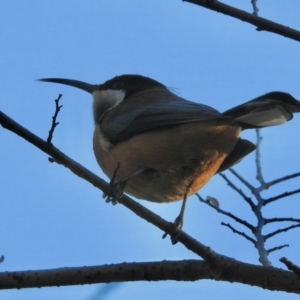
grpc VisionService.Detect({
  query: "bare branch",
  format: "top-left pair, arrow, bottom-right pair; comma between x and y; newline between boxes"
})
221,222 -> 256,245
228,168 -> 256,193
47,94 -> 63,144
264,189 -> 300,205
219,172 -> 255,210
264,217 -> 300,225
0,260 -> 211,289
264,224 -> 300,241
280,257 -> 300,278
264,171 -> 300,189
184,0 -> 300,42
268,244 -> 289,254
197,194 -> 254,231
0,260 -> 300,293
219,167 -> 270,266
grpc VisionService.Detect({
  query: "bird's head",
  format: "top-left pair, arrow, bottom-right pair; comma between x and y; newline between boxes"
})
39,75 -> 166,123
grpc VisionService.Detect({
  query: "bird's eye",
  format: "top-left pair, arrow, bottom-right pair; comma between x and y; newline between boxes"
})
113,81 -> 123,89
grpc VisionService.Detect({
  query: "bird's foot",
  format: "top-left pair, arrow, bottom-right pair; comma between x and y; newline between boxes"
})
162,215 -> 183,245
104,181 -> 126,205
103,163 -> 125,205
162,191 -> 189,244
103,164 -> 145,205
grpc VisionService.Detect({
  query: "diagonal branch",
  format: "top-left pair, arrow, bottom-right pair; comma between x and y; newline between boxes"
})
264,189 -> 300,205
264,171 -> 300,189
264,224 -> 300,241
0,110 -> 220,264
228,168 -> 256,193
221,222 -> 256,245
197,194 -> 254,231
219,172 -> 255,210
264,217 -> 300,225
184,0 -> 300,42
268,244 -> 289,254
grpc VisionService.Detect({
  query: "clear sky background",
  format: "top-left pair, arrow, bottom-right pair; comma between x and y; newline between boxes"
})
1,1 -> 300,299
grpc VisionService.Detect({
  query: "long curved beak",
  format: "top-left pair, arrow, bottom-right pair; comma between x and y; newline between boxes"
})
38,78 -> 97,94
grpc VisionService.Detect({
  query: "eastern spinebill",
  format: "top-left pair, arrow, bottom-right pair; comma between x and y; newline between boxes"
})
39,75 -> 300,241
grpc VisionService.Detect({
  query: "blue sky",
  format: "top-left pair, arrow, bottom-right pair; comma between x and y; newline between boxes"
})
1,1 -> 300,299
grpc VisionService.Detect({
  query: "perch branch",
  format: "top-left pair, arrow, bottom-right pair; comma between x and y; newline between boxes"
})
184,0 -> 300,42
0,259 -> 300,293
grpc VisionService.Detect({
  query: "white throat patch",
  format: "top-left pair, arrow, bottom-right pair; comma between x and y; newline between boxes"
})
92,89 -> 126,123
93,89 -> 126,108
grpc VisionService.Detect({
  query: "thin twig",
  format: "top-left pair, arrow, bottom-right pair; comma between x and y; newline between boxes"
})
219,173 -> 255,210
268,244 -> 289,254
197,194 -> 254,231
280,257 -> 300,277
264,189 -> 300,205
264,217 -> 300,225
221,222 -> 256,245
228,168 -> 256,193
47,94 -> 63,144
264,224 -> 300,241
184,0 -> 300,42
264,172 -> 300,189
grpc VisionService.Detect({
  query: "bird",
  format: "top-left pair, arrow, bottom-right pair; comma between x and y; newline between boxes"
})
39,75 -> 300,242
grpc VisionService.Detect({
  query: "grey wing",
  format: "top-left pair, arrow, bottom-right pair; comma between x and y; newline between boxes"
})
100,96 -> 225,143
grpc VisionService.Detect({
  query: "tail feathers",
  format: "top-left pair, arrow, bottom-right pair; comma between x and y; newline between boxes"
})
223,92 -> 300,129
38,78 -> 97,94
